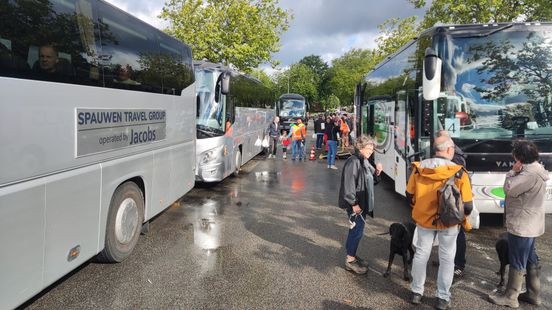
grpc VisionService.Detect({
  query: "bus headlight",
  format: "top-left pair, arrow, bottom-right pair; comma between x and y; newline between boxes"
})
200,145 -> 224,165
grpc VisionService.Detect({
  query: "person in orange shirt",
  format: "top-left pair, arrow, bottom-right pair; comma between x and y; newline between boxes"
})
290,117 -> 306,160
406,134 -> 473,310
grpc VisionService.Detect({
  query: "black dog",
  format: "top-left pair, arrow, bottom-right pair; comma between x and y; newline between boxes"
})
495,232 -> 509,288
383,222 -> 416,281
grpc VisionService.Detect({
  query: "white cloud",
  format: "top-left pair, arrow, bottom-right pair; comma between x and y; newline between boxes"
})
104,0 -> 429,67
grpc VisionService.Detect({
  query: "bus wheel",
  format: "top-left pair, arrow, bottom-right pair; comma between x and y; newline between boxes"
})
97,182 -> 144,263
233,150 -> 242,177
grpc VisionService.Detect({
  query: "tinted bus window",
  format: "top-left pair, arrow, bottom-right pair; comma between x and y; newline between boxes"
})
0,0 -> 98,84
97,1 -> 160,92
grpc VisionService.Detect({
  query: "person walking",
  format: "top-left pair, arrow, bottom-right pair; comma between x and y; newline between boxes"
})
267,116 -> 280,158
290,117 -> 306,161
488,140 -> 549,308
406,134 -> 473,310
314,114 -> 325,150
338,135 -> 382,274
325,117 -> 340,169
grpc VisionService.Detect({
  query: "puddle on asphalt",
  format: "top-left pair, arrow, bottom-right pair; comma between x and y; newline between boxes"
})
193,199 -> 222,251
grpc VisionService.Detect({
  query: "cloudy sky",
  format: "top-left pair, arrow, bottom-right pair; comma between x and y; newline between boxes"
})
104,0 -> 429,68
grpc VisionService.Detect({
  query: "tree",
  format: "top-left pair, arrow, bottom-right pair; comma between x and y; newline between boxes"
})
274,63 -> 318,104
298,55 -> 329,102
328,49 -> 378,106
160,0 -> 291,71
375,16 -> 419,63
409,0 -> 552,30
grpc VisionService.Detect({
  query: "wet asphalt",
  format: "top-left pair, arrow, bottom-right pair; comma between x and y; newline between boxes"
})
22,126 -> 551,310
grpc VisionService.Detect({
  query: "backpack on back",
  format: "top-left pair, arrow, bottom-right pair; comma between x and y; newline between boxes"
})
433,173 -> 464,226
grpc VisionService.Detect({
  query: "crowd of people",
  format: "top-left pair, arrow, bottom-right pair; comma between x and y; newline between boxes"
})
265,116 -> 549,310
266,112 -> 355,168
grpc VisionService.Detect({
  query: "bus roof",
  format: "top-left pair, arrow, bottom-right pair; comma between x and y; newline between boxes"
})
279,93 -> 305,100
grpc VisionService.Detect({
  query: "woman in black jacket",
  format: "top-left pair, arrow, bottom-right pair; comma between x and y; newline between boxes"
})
338,135 -> 383,274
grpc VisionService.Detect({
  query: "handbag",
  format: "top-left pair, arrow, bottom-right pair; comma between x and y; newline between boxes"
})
261,136 -> 269,148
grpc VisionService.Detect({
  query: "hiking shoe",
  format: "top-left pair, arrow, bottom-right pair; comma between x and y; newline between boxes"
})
435,298 -> 450,310
345,260 -> 367,274
453,268 -> 464,279
411,293 -> 422,305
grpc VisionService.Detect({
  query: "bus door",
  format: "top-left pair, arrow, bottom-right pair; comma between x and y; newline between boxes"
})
394,91 -> 408,195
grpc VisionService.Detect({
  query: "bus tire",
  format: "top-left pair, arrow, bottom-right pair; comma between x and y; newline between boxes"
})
233,150 -> 242,177
97,182 -> 144,263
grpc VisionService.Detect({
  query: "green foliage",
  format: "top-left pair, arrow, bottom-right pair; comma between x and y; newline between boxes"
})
274,63 -> 318,103
409,0 -> 552,30
160,0 -> 291,71
375,16 -> 419,63
328,49 -> 378,106
298,55 -> 331,102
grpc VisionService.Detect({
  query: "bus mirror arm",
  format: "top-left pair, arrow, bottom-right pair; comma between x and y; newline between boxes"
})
422,48 -> 442,101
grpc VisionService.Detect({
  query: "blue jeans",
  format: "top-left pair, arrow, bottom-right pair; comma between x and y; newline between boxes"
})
508,233 -> 539,270
327,140 -> 337,166
345,211 -> 366,257
291,140 -> 303,159
316,133 -> 324,149
411,225 -> 459,301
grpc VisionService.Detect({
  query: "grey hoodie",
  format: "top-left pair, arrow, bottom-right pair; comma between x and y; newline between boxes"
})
504,162 -> 550,237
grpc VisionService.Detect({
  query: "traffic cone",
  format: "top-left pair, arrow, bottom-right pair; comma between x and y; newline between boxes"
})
309,146 -> 316,160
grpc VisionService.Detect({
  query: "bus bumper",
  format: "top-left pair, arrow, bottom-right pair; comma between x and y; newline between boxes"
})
196,162 -> 224,182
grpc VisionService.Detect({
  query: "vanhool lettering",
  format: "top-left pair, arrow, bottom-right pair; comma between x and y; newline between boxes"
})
78,111 -> 123,125
129,127 -> 157,145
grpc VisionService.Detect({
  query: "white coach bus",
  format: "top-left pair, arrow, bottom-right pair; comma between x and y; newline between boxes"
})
194,61 -> 275,182
0,0 -> 196,308
356,23 -> 552,225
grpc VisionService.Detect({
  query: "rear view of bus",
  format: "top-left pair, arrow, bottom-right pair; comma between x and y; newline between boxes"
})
194,61 -> 274,182
0,0 -> 196,308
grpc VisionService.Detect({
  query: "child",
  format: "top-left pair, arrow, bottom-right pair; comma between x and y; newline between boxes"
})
280,131 -> 291,159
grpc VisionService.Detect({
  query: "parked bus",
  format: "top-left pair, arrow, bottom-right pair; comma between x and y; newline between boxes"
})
356,22 -> 552,226
0,0 -> 196,308
194,61 -> 275,182
277,93 -> 308,132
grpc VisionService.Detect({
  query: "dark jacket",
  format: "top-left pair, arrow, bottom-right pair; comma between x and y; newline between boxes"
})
338,152 -> 380,217
314,118 -> 325,134
267,122 -> 279,138
325,122 -> 340,141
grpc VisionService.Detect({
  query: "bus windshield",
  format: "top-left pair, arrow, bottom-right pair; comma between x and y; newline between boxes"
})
279,99 -> 305,117
438,29 -> 552,142
195,69 -> 225,136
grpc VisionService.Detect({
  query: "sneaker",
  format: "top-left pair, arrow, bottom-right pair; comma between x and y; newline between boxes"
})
453,268 -> 464,279
327,165 -> 331,169
344,259 -> 367,274
435,298 -> 450,310
355,256 -> 368,267
330,165 -> 338,170
411,293 -> 422,305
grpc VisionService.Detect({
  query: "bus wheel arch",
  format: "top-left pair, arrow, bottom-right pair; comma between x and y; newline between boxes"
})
97,180 -> 145,263
233,146 -> 242,177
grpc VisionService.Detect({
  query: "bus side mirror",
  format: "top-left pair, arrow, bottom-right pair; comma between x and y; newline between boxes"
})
423,48 -> 442,101
221,72 -> 230,95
